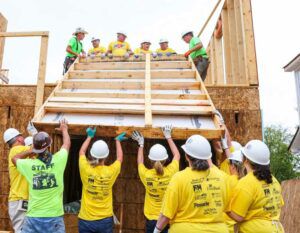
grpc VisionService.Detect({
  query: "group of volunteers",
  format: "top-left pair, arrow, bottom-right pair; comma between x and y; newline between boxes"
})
3,110 -> 285,233
63,27 -> 210,81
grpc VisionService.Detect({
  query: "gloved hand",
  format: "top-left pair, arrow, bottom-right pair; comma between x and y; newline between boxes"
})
27,122 -> 38,136
184,50 -> 191,58
152,52 -> 158,58
221,135 -> 229,150
134,54 -> 139,59
124,52 -> 130,59
90,53 -> 95,59
108,53 -> 113,58
115,132 -> 127,142
157,53 -> 163,57
100,53 -> 106,59
166,52 -> 172,57
162,125 -> 172,139
86,127 -> 96,138
153,227 -> 162,233
213,110 -> 225,124
131,131 -> 144,147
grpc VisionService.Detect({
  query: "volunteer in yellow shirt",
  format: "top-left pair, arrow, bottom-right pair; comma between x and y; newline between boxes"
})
220,140 -> 242,175
78,127 -> 126,233
3,128 -> 31,233
155,135 -> 229,233
228,140 -> 285,233
134,40 -> 152,56
156,38 -> 176,56
88,37 -> 106,57
131,125 -> 180,233
107,31 -> 132,57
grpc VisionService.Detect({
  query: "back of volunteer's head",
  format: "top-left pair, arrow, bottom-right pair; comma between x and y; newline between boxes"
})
181,135 -> 211,171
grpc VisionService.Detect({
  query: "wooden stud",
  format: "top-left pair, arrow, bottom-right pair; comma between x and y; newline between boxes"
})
213,36 -> 225,85
0,13 -> 8,70
144,53 -> 152,127
0,31 -> 49,37
34,36 -> 49,114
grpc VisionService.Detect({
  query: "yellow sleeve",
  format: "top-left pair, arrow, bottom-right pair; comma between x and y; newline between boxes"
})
88,48 -> 93,54
79,155 -> 88,172
228,181 -> 253,217
156,48 -> 161,53
138,164 -> 147,186
126,42 -> 131,50
100,46 -> 107,53
166,160 -> 179,175
161,175 -> 179,219
108,42 -> 113,51
169,48 -> 176,53
109,160 -> 121,183
134,48 -> 140,55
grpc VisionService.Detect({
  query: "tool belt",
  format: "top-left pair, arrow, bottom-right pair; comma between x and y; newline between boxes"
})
193,55 -> 208,63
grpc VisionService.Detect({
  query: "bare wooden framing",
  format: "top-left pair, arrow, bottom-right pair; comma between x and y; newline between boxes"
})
0,31 -> 49,113
144,54 -> 152,127
0,13 -> 8,69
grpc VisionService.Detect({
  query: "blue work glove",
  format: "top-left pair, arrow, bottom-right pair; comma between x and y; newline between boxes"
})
86,127 -> 96,138
166,52 -> 172,57
115,132 -> 127,141
157,53 -> 163,57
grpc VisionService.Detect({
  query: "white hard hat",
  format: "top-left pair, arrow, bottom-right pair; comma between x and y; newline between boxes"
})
91,37 -> 100,42
148,144 -> 168,161
181,135 -> 212,160
229,150 -> 243,163
3,128 -> 21,143
241,140 -> 270,165
141,39 -> 151,44
159,38 -> 169,44
117,31 -> 127,37
90,140 -> 109,159
73,27 -> 88,35
231,141 -> 242,151
24,136 -> 33,146
181,30 -> 193,38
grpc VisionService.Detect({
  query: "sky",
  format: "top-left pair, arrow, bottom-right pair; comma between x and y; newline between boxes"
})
1,0 -> 299,131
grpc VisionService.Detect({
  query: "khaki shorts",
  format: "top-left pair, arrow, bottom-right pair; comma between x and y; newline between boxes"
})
8,200 -> 27,233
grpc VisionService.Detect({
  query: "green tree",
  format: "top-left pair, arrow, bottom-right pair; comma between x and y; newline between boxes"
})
264,126 -> 299,183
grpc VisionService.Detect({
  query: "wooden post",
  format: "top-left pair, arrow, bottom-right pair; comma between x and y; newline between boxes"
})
213,35 -> 224,84
0,13 -> 7,69
35,35 -> 49,114
144,53 -> 152,127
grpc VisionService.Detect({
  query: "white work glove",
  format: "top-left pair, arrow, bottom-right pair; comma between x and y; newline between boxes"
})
221,135 -> 229,150
131,131 -> 144,147
27,121 -> 38,136
213,109 -> 225,124
108,53 -> 113,58
152,52 -> 158,58
162,125 -> 172,139
90,53 -> 95,59
153,227 -> 161,233
124,52 -> 130,59
100,53 -> 106,59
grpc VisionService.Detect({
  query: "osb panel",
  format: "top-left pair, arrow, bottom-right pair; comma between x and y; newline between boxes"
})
280,179 -> 300,233
0,172 -> 9,195
0,195 -> 8,219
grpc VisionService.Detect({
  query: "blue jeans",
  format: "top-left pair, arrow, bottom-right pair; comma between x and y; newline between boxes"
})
21,216 -> 65,233
78,217 -> 113,233
146,219 -> 168,233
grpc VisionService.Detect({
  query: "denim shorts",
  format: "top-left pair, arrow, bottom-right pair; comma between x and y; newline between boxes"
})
21,216 -> 65,233
78,217 -> 113,233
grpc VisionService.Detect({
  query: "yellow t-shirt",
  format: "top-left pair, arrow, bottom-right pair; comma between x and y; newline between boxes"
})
108,41 -> 131,56
228,172 -> 284,233
161,166 -> 229,233
88,46 -> 107,55
8,145 -> 30,201
220,159 -> 231,175
138,160 -> 179,220
134,48 -> 152,55
78,156 -> 121,220
156,48 -> 176,54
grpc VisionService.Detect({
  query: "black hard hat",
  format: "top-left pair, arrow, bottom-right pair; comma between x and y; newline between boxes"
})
32,132 -> 52,153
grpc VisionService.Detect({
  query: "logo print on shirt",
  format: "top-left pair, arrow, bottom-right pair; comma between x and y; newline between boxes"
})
32,172 -> 58,190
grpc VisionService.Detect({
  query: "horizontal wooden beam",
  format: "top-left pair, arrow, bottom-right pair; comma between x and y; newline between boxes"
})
54,90 -> 207,100
32,121 -> 224,140
44,102 -> 213,115
62,79 -> 201,90
0,31 -> 49,37
68,69 -> 195,79
49,97 -> 211,106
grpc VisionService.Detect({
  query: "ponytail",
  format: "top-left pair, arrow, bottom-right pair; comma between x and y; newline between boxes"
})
187,155 -> 209,171
153,161 -> 164,176
229,160 -> 245,179
250,162 -> 273,184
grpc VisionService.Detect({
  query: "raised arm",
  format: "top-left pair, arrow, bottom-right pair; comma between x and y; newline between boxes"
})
55,119 -> 71,153
131,131 -> 144,165
115,132 -> 127,163
155,214 -> 170,233
12,149 -> 33,166
79,127 -> 96,156
162,125 -> 180,161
